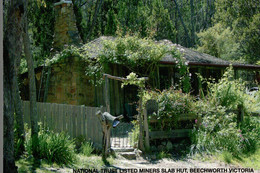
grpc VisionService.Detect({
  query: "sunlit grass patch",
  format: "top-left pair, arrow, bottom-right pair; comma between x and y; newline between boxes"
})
16,154 -> 115,172
192,146 -> 260,170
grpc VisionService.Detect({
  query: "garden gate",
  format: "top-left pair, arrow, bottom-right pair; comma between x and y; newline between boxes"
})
103,74 -> 148,150
110,122 -> 134,149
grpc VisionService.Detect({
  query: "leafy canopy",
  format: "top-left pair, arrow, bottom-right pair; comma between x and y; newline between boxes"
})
197,0 -> 260,64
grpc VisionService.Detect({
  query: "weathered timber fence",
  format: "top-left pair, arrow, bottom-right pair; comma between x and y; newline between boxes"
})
143,102 -> 247,150
148,114 -> 197,140
22,101 -> 106,148
143,110 -> 196,150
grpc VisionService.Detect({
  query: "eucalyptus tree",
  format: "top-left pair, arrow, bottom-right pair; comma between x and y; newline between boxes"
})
23,0 -> 40,159
4,0 -> 25,171
197,0 -> 260,63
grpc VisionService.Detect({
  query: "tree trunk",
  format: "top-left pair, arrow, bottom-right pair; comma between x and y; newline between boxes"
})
4,0 -> 25,172
190,0 -> 195,47
4,50 -> 18,173
86,0 -> 94,28
86,0 -> 103,41
173,0 -> 191,47
23,1 -> 39,159
205,0 -> 209,28
175,5 -> 179,44
12,46 -> 25,158
12,66 -> 25,158
72,0 -> 86,43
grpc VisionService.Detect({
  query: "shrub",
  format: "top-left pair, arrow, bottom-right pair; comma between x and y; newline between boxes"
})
191,106 -> 260,157
205,66 -> 246,110
191,66 -> 260,157
244,89 -> 260,113
191,106 -> 243,156
80,142 -> 94,156
157,151 -> 171,159
129,120 -> 139,148
143,88 -> 196,131
14,121 -> 25,159
240,116 -> 260,154
25,125 -> 76,165
222,151 -> 233,163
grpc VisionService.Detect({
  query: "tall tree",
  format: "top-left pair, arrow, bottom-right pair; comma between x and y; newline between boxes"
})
23,0 -> 39,159
173,0 -> 191,47
197,0 -> 260,63
27,0 -> 55,61
4,0 -> 25,172
86,0 -> 104,41
190,0 -> 195,46
73,0 -> 87,43
13,56 -> 25,158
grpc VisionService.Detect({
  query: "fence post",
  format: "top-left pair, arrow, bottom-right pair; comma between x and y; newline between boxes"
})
138,96 -> 145,151
237,104 -> 244,127
104,75 -> 110,113
143,108 -> 150,150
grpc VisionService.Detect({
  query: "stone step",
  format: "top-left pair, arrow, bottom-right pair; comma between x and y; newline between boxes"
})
118,152 -> 136,160
111,147 -> 135,152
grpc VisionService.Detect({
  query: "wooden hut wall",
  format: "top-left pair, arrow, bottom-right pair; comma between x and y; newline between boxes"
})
95,63 -> 126,116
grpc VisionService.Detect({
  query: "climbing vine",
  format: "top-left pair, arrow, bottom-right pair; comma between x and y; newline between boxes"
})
121,72 -> 146,89
47,36 -> 191,91
99,36 -> 191,92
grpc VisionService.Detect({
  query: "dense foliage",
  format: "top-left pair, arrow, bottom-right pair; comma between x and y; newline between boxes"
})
27,0 -> 55,60
143,89 -> 196,130
25,124 -> 76,165
141,67 -> 259,157
6,0 -> 220,71
192,67 -> 260,156
5,0 -> 257,73
197,0 -> 260,64
100,36 -> 190,91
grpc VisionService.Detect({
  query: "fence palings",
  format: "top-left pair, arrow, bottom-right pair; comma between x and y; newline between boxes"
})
22,101 -> 104,148
149,129 -> 192,140
148,107 -> 246,141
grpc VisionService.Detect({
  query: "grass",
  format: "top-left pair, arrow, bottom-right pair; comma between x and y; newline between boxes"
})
80,142 -> 94,156
25,130 -> 76,166
221,151 -> 232,164
192,146 -> 260,170
156,151 -> 171,160
16,156 -> 71,173
227,147 -> 260,170
16,154 -> 115,173
73,154 -> 115,169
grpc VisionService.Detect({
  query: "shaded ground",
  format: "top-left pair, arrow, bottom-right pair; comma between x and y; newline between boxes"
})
113,156 -> 228,169
17,153 -> 259,173
111,153 -> 246,170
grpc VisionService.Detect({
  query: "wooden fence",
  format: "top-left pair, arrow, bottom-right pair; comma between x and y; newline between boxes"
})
142,102 -> 248,150
22,101 -> 106,148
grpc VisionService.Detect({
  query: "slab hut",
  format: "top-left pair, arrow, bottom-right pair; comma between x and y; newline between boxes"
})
20,36 -> 260,119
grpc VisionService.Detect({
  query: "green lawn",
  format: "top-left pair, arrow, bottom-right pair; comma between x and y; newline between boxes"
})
16,154 -> 115,173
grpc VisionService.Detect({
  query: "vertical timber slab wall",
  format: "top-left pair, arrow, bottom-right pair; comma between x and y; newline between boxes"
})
22,101 -> 105,149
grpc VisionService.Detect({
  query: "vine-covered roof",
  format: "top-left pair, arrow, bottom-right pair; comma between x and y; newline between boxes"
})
85,36 -> 260,70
